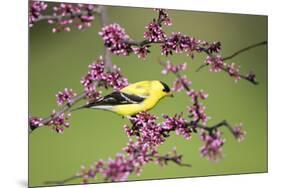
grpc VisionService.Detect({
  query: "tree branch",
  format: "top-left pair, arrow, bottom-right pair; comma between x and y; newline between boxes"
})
29,92 -> 87,134
154,154 -> 192,167
99,6 -> 113,71
195,41 -> 267,80
188,120 -> 237,138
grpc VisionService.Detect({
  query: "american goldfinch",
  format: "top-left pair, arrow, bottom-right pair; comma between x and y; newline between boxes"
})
73,80 -> 173,116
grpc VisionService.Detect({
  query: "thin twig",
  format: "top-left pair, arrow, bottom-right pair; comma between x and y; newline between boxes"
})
159,60 -> 191,91
223,41 -> 267,61
155,154 -> 192,167
44,175 -> 82,185
188,120 -> 237,138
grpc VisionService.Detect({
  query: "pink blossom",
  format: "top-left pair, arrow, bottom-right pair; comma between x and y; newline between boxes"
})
154,9 -> 172,26
76,165 -> 95,184
133,45 -> 150,59
103,65 -> 129,90
187,90 -> 209,124
161,61 -> 187,75
187,89 -> 208,102
172,75 -> 192,92
56,88 -> 76,106
102,154 -> 135,182
161,33 -> 201,57
99,24 -> 132,55
200,131 -> 224,161
144,20 -> 166,42
226,63 -> 241,82
29,116 -> 43,130
81,57 -> 128,97
162,114 -> 192,140
205,55 -> 225,72
206,41 -> 221,54
232,123 -> 246,142
48,111 -> 71,133
29,1 -> 48,27
123,140 -> 153,166
130,112 -> 165,146
49,3 -> 96,32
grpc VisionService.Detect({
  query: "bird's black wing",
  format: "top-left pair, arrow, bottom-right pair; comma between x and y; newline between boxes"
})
86,91 -> 146,107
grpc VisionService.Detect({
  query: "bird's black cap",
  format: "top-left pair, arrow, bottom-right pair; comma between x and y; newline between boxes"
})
160,81 -> 171,93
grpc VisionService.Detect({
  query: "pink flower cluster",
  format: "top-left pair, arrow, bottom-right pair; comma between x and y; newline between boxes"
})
29,1 -> 48,27
226,63 -> 241,82
200,131 -> 225,161
49,111 -> 71,133
144,20 -> 166,42
172,76 -> 192,92
161,33 -> 202,57
100,154 -> 135,182
161,61 -> 187,75
127,112 -> 165,146
232,123 -> 246,142
76,165 -> 95,183
187,90 -> 209,125
56,88 -> 77,106
77,154 -> 135,183
99,23 -> 132,55
206,41 -> 221,54
74,108 -> 246,182
162,114 -> 193,140
161,60 -> 191,92
246,71 -> 257,83
143,9 -> 172,42
205,55 -> 241,81
132,45 -> 151,59
81,57 -> 128,100
29,116 -> 43,130
154,9 -> 172,26
205,55 -> 224,72
48,3 -> 96,32
29,110 -> 71,133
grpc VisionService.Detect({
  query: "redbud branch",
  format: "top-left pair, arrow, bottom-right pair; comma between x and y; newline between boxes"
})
44,151 -> 191,185
223,41 -> 267,61
129,38 -> 263,85
189,120 -> 237,138
44,175 -> 82,185
99,6 -> 113,71
195,41 -> 267,84
36,9 -> 97,23
154,154 -> 192,167
29,92 -> 87,134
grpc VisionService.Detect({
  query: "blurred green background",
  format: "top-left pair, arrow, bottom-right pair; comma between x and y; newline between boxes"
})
29,3 -> 267,187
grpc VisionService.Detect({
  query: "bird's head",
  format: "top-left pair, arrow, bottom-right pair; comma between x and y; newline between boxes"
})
151,80 -> 173,98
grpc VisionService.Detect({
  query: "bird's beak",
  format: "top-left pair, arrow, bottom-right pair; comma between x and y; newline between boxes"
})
167,92 -> 174,97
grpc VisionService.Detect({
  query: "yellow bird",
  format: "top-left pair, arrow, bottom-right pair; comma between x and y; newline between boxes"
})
73,80 -> 173,116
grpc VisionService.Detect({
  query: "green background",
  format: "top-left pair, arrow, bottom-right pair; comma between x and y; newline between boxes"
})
29,3 -> 267,187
